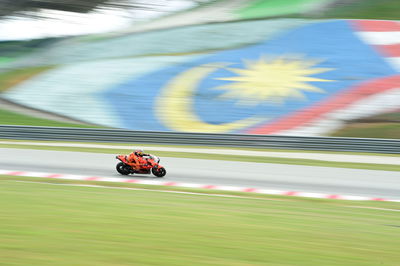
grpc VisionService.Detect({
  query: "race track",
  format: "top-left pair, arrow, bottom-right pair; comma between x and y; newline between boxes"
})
1,148 -> 399,198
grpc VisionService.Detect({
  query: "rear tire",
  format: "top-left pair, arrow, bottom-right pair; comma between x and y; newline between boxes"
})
116,162 -> 131,175
152,167 -> 166,177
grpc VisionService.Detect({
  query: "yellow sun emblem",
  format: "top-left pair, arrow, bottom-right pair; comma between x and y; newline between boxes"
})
215,56 -> 334,105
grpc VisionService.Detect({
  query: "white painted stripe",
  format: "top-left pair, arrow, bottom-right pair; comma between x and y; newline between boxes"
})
173,183 -> 204,188
1,169 -> 400,202
214,185 -> 250,191
356,31 -> 400,45
25,172 -> 59,178
296,192 -> 331,199
98,177 -> 128,183
0,169 -> 12,175
258,189 -> 286,195
339,195 -> 372,201
55,175 -> 86,181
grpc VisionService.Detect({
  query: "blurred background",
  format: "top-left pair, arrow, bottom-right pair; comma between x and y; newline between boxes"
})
1,3 -> 399,266
0,0 -> 399,138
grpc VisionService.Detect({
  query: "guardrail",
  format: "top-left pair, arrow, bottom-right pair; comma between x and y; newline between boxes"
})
0,125 -> 399,154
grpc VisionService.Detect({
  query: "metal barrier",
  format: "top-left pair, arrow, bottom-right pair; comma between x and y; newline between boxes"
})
0,125 -> 399,154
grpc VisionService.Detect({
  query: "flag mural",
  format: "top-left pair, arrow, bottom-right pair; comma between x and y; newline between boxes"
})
3,19 -> 399,136
104,19 -> 399,135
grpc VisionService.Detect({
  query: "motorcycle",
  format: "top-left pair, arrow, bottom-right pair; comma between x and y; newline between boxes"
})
115,154 -> 167,177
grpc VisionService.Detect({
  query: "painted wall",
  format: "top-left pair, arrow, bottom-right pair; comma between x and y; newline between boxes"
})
2,19 -> 399,136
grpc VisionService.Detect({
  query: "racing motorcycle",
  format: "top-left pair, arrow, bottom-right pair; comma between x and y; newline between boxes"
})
115,154 -> 167,177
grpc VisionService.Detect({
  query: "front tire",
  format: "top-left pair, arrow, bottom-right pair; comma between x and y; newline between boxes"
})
152,167 -> 166,177
116,162 -> 131,175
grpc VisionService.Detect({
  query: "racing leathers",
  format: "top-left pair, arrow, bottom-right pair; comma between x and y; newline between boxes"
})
127,151 -> 150,168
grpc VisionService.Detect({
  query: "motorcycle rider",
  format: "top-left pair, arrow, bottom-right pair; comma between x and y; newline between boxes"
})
127,149 -> 150,167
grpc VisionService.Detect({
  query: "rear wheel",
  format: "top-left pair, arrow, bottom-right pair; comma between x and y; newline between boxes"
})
116,162 -> 131,175
152,167 -> 166,177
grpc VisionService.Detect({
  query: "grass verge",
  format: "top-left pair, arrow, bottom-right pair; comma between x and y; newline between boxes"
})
1,177 -> 399,266
1,142 -> 399,171
0,109 -> 104,128
320,0 -> 400,20
331,122 -> 400,139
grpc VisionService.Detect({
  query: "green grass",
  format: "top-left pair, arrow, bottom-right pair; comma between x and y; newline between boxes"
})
320,0 -> 400,20
1,142 -> 399,171
0,108 -> 104,128
0,56 -> 13,64
364,112 -> 400,122
237,0 -> 332,19
1,178 -> 399,266
235,0 -> 400,20
331,123 -> 400,139
330,111 -> 400,139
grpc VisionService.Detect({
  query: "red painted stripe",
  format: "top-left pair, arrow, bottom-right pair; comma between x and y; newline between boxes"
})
125,179 -> 139,183
247,75 -> 400,134
376,44 -> 400,57
2,169 -> 400,202
46,174 -> 63,178
7,171 -> 25,176
372,198 -> 386,201
85,177 -> 100,181
243,188 -> 258,192
352,20 -> 400,32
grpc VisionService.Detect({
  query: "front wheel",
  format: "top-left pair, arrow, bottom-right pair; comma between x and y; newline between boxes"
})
152,167 -> 166,177
116,162 -> 131,175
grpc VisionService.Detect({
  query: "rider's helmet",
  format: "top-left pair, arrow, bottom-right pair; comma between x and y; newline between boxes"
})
134,149 -> 144,156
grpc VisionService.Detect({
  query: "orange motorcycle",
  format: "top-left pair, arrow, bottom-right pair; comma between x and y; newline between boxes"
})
115,154 -> 167,177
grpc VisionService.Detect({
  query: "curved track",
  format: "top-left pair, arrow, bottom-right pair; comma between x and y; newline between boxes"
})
1,148 -> 399,198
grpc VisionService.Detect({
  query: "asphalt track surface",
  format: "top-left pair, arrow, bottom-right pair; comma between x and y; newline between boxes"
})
1,148 -> 399,199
